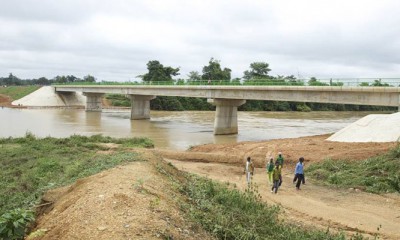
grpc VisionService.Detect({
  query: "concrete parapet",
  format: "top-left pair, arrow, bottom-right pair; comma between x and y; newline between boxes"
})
82,93 -> 104,112
129,95 -> 156,120
209,98 -> 246,135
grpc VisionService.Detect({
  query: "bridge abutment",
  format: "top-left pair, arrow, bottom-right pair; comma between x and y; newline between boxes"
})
83,93 -> 104,112
209,98 -> 246,135
129,95 -> 156,120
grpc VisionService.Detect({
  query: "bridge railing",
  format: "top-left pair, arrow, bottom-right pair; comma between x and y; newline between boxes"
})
53,78 -> 400,87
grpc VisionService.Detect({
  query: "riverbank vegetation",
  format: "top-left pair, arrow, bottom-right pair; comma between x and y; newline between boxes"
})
0,134 -> 153,239
105,93 -> 395,112
0,86 -> 39,101
307,144 -> 400,193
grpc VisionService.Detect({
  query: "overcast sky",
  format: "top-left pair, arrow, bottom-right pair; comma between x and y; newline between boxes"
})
1,0 -> 399,81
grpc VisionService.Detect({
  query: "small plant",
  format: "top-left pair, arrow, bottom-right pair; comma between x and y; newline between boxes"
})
133,178 -> 144,192
0,208 -> 34,240
149,197 -> 161,211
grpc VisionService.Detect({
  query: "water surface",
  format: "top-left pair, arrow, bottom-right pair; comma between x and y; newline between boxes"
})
0,108 -> 381,150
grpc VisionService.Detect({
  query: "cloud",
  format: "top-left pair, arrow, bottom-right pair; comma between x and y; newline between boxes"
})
0,0 -> 399,81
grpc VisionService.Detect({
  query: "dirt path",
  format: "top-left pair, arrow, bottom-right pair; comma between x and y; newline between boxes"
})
165,159 -> 400,239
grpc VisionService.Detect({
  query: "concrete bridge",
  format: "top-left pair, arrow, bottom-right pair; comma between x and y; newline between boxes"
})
54,85 -> 400,135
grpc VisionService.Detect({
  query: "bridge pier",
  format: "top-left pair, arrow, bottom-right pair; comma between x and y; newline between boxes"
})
129,95 -> 156,120
83,93 -> 104,112
209,98 -> 246,135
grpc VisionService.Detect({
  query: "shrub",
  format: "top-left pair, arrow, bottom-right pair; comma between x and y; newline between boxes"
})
0,208 -> 34,240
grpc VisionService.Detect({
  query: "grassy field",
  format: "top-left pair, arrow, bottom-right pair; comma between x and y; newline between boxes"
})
0,86 -> 40,100
307,144 -> 400,193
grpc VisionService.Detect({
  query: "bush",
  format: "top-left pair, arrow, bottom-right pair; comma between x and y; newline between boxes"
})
0,208 -> 34,240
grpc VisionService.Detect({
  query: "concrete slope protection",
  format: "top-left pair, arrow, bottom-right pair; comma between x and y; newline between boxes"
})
12,86 -> 85,107
328,112 -> 400,142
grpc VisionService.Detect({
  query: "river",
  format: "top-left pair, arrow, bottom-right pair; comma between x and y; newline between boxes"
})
0,108 -> 381,150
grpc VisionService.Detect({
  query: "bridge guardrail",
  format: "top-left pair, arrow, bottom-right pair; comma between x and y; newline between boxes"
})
52,78 -> 400,87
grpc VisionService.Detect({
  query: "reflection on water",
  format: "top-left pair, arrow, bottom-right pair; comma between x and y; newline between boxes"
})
0,108 -> 387,150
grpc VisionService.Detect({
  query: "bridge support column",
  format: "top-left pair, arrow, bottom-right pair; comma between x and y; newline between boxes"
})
209,98 -> 246,135
129,95 -> 156,120
398,94 -> 400,112
83,93 -> 104,112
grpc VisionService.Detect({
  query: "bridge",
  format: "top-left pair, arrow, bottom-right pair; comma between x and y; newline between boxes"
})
54,85 -> 400,135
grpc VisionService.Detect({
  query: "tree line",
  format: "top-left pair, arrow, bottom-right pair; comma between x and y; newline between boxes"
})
0,73 -> 96,86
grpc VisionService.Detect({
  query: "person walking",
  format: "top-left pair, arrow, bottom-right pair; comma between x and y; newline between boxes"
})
271,161 -> 281,194
294,157 -> 305,190
244,156 -> 255,187
266,156 -> 274,185
276,152 -> 284,167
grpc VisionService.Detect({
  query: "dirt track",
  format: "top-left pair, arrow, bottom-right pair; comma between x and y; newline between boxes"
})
158,135 -> 399,239
166,160 -> 400,239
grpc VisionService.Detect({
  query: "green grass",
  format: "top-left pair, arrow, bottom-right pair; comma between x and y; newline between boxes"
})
180,175 -> 364,240
0,86 -> 40,100
0,133 -> 153,215
307,145 -> 400,193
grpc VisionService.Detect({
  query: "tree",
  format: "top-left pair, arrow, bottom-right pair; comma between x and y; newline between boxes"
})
243,62 -> 271,80
201,58 -> 231,81
53,76 -> 67,84
83,75 -> 96,83
66,75 -> 78,83
36,77 -> 49,85
139,60 -> 180,82
187,71 -> 202,81
371,79 -> 390,87
308,77 -> 328,86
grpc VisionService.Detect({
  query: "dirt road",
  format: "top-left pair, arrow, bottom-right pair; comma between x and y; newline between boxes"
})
165,159 -> 400,239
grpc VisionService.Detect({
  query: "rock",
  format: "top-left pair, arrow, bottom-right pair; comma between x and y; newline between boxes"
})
97,226 -> 107,231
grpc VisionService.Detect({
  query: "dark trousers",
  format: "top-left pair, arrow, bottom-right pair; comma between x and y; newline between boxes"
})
293,173 -> 305,184
295,174 -> 304,189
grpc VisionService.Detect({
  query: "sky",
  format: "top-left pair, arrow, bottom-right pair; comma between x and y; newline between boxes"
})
1,0 -> 400,82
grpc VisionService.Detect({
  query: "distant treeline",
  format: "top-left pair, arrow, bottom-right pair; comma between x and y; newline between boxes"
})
106,94 -> 395,112
0,73 -> 96,86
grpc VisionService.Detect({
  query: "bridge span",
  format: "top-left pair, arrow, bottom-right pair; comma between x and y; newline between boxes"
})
54,85 -> 400,135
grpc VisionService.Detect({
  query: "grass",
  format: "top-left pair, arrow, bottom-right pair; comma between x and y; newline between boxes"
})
0,133 -> 153,215
0,86 -> 40,100
180,176 -> 365,240
307,144 -> 400,193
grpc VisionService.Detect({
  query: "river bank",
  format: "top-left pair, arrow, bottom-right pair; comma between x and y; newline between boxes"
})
23,134 -> 399,239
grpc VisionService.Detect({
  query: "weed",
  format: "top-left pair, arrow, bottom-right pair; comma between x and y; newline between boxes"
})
308,144 -> 400,193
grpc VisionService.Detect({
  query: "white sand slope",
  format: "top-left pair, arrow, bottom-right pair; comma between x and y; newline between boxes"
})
12,86 -> 85,107
328,112 -> 400,142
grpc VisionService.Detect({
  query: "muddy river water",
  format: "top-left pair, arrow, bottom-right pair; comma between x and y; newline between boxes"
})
0,108 -> 381,150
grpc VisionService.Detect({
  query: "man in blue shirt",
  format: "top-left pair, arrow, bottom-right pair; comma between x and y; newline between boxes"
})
294,157 -> 305,190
